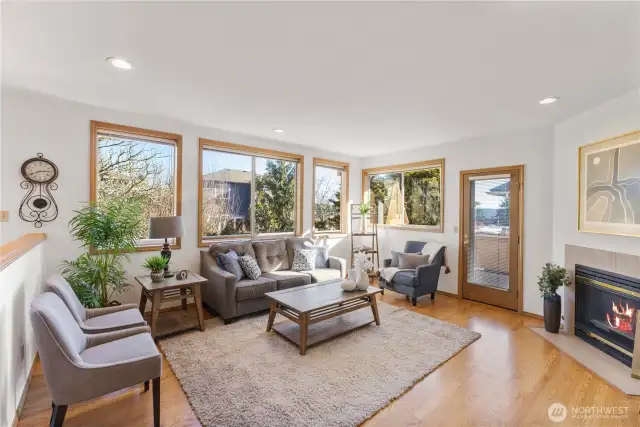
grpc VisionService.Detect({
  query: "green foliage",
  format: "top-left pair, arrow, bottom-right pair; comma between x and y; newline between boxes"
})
537,262 -> 570,299
143,255 -> 168,273
255,160 -> 295,233
62,197 -> 145,307
403,169 -> 440,226
315,190 -> 341,231
359,204 -> 370,215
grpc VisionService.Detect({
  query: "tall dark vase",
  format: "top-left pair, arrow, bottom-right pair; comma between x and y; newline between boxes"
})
543,293 -> 562,333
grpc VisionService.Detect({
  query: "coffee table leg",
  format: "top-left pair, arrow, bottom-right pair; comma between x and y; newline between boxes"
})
370,295 -> 381,326
180,288 -> 188,311
150,290 -> 163,339
193,284 -> 205,331
299,312 -> 309,355
266,302 -> 277,332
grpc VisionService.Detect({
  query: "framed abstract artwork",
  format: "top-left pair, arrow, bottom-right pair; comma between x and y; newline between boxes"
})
579,130 -> 640,236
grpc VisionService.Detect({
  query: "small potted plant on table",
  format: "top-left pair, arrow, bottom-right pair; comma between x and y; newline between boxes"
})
144,256 -> 169,283
537,262 -> 570,333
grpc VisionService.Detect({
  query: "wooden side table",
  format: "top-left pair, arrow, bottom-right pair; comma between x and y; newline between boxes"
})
136,271 -> 207,339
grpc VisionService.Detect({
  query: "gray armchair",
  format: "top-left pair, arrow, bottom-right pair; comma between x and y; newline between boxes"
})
380,240 -> 446,306
30,292 -> 162,427
45,274 -> 147,333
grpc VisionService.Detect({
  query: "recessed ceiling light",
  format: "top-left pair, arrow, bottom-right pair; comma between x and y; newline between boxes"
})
106,57 -> 134,70
539,97 -> 559,105
273,128 -> 284,133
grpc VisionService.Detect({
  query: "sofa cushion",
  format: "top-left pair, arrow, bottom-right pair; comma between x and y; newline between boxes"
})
208,241 -> 256,260
393,271 -> 417,287
253,240 -> 290,272
262,271 -> 311,290
301,268 -> 341,283
235,277 -> 277,302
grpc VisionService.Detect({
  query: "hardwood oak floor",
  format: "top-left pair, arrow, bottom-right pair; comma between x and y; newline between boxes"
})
18,290 -> 640,427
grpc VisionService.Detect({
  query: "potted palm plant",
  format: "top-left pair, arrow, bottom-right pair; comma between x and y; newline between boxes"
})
537,262 -> 570,333
61,197 -> 144,307
143,256 -> 169,282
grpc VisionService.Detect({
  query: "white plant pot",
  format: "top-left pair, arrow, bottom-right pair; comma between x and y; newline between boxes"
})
361,218 -> 367,234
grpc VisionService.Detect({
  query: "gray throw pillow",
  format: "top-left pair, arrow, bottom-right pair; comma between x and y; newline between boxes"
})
311,246 -> 329,268
238,255 -> 261,280
391,250 -> 422,267
291,249 -> 316,271
397,252 -> 430,269
218,250 -> 245,280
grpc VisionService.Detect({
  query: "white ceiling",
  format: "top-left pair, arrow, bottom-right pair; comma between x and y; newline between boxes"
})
3,2 -> 639,157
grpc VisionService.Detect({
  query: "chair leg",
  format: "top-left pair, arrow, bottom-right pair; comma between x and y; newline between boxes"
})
431,293 -> 435,300
144,380 -> 149,392
153,377 -> 160,427
411,297 -> 417,306
224,318 -> 233,325
50,404 -> 67,427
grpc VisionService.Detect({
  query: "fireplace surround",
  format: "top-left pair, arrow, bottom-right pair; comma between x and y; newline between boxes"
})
575,265 -> 639,367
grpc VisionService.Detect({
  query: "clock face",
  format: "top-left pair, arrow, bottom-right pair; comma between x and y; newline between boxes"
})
22,159 -> 57,183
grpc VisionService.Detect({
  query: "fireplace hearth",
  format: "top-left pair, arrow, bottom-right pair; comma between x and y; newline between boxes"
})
575,265 -> 640,367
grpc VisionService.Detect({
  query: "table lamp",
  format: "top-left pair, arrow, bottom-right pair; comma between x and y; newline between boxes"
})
149,216 -> 184,277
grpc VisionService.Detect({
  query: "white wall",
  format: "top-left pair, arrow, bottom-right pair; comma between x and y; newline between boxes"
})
1,87 -> 361,306
360,127 -> 555,315
0,240 -> 45,427
552,89 -> 640,264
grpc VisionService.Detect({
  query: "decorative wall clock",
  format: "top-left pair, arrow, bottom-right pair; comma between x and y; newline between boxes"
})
19,153 -> 59,228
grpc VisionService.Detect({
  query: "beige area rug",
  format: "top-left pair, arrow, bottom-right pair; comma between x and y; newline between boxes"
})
159,302 -> 481,427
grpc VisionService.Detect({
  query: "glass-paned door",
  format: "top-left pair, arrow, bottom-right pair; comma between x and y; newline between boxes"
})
461,167 -> 522,311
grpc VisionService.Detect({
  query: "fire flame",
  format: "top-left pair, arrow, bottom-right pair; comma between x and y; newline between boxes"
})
606,300 -> 636,332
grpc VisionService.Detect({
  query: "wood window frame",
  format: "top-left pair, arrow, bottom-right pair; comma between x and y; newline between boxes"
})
198,138 -> 304,247
361,158 -> 445,233
90,121 -> 183,252
312,158 -> 350,236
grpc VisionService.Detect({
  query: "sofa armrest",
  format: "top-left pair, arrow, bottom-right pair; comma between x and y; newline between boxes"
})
415,263 -> 442,293
200,250 -> 238,320
328,256 -> 346,278
85,326 -> 151,349
85,304 -> 139,319
383,259 -> 391,268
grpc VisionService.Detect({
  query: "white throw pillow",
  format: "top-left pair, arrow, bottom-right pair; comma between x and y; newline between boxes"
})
421,242 -> 442,264
291,249 -> 316,271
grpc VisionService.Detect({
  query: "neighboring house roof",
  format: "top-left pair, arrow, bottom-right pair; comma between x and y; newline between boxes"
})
486,181 -> 509,196
203,169 -> 251,184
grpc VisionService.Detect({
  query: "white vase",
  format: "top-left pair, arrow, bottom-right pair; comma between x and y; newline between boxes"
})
356,269 -> 370,290
361,218 -> 367,234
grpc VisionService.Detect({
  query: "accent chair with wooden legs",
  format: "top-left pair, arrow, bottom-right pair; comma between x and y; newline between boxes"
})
45,274 -> 147,333
30,292 -> 162,427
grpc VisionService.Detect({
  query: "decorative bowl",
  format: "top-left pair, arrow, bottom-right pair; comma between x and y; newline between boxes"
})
341,280 -> 358,291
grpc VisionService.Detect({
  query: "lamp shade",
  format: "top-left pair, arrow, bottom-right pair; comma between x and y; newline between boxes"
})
149,216 -> 184,239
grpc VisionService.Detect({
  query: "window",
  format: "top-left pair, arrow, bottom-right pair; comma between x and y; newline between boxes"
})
313,158 -> 349,234
90,121 -> 182,250
198,139 -> 303,245
362,159 -> 444,232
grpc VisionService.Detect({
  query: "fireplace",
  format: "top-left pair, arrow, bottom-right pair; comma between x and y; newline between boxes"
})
575,265 -> 640,367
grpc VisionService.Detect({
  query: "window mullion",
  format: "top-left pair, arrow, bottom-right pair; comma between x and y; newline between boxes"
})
252,157 -> 257,237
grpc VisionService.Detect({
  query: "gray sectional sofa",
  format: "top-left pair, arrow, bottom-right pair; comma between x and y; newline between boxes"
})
200,237 -> 346,323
